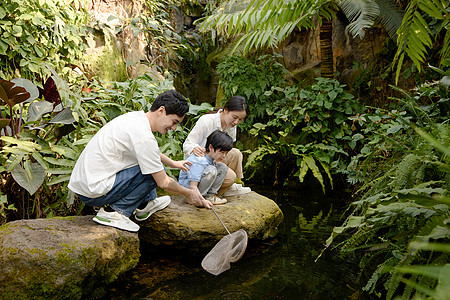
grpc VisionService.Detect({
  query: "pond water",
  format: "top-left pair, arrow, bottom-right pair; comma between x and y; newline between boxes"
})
99,185 -> 367,299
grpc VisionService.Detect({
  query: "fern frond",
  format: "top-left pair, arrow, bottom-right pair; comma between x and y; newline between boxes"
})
389,153 -> 422,189
393,0 -> 447,83
385,254 -> 416,300
363,257 -> 398,293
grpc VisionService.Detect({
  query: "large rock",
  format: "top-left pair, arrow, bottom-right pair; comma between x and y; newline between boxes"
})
139,192 -> 284,250
0,216 -> 140,299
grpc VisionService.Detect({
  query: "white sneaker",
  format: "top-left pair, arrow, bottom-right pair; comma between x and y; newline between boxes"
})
93,208 -> 140,232
205,195 -> 227,205
135,196 -> 171,221
222,183 -> 251,197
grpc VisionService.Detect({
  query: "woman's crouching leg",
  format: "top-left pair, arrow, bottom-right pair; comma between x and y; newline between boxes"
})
223,148 -> 243,179
217,167 -> 236,196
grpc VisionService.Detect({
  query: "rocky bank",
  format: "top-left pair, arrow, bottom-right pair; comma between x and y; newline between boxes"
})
0,192 -> 283,299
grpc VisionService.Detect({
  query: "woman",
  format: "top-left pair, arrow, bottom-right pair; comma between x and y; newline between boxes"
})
183,96 -> 251,196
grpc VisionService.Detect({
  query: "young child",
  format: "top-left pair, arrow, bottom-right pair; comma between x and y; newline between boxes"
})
179,130 -> 233,205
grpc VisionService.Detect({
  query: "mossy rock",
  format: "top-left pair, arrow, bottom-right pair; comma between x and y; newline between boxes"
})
138,192 -> 284,251
83,29 -> 128,82
0,216 -> 140,299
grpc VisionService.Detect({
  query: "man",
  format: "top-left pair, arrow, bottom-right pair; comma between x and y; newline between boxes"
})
68,90 -> 212,232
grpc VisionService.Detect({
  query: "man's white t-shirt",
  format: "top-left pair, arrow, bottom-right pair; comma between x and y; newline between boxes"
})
183,110 -> 236,159
68,111 -> 164,198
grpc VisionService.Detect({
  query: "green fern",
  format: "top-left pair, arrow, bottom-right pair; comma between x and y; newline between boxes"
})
385,254 -> 416,300
393,0 -> 449,83
389,153 -> 422,189
364,257 -> 398,293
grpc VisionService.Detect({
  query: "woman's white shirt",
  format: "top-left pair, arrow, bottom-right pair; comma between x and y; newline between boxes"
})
183,110 -> 236,159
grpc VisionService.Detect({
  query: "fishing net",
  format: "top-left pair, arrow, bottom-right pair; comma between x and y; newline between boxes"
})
201,229 -> 248,275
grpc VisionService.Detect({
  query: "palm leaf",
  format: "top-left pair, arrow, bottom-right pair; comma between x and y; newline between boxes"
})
340,0 -> 379,39
197,0 -> 335,55
375,0 -> 404,39
339,0 -> 403,40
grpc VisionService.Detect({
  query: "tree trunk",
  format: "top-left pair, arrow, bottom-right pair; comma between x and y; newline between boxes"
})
319,18 -> 334,78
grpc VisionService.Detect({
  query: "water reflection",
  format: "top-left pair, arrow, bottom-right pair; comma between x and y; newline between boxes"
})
100,185 -> 365,299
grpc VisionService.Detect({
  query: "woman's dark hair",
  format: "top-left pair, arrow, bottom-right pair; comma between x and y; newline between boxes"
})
223,96 -> 249,115
205,130 -> 233,152
150,90 -> 189,117
210,95 -> 249,115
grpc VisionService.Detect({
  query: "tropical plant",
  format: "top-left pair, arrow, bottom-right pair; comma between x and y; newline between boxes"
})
244,77 -> 363,191
216,54 -> 288,128
0,69 -> 83,220
0,0 -> 91,81
99,0 -> 187,74
339,0 -> 404,40
197,0 -> 336,54
392,0 -> 450,83
196,0 -> 404,78
318,81 -> 450,298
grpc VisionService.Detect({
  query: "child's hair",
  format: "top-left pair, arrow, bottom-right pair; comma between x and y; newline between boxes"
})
205,130 -> 233,153
150,90 -> 189,117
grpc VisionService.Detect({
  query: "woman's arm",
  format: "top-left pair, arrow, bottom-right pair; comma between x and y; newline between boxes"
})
183,115 -> 213,156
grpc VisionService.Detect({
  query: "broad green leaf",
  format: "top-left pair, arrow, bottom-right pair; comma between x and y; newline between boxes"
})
46,168 -> 73,175
27,101 -> 54,122
1,136 -> 42,152
49,107 -> 76,124
11,162 -> 46,195
66,190 -> 75,206
6,154 -> 25,172
43,157 -> 75,167
32,152 -> 49,169
51,145 -> 79,160
11,78 -> 39,102
47,175 -> 71,186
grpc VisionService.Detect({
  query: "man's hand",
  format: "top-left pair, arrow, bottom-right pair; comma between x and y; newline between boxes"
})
192,146 -> 206,157
185,188 -> 213,209
172,160 -> 192,172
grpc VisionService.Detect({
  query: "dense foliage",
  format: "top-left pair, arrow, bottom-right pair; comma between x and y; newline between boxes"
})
314,67 -> 450,298
0,0 -> 449,299
0,0 -> 90,81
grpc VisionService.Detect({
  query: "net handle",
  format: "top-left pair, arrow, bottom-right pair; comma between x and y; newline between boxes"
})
211,206 -> 231,235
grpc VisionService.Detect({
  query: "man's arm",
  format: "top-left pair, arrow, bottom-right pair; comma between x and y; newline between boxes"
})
151,170 -> 212,209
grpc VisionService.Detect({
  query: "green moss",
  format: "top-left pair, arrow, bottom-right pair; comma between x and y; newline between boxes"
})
0,222 -> 15,234
49,216 -> 77,221
83,30 -> 127,82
